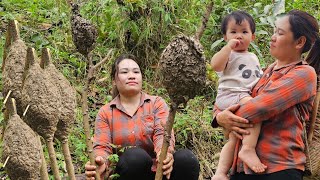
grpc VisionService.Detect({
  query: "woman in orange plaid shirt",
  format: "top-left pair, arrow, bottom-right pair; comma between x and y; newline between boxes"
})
85,54 -> 199,180
212,10 -> 320,180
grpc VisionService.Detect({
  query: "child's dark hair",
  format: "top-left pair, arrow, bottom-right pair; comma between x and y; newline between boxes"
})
111,54 -> 142,98
221,10 -> 256,35
286,10 -> 320,75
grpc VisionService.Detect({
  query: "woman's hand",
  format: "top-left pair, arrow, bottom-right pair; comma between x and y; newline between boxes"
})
157,151 -> 174,179
85,156 -> 107,180
217,104 -> 253,139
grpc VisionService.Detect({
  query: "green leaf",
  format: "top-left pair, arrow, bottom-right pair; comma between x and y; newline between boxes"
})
210,38 -> 224,51
110,173 -> 120,179
250,42 -> 263,59
259,17 -> 267,24
264,5 -> 273,15
255,30 -> 269,35
164,13 -> 172,23
108,154 -> 119,163
254,3 -> 262,7
267,16 -> 275,27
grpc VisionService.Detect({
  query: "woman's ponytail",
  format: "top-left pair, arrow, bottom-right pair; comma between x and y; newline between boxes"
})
306,37 -> 320,75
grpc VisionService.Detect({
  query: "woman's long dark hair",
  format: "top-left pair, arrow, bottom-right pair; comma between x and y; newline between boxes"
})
111,54 -> 142,98
287,10 -> 320,75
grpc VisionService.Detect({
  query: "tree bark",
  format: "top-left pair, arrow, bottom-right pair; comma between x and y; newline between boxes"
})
47,139 -> 61,180
62,140 -> 76,180
195,1 -> 214,41
39,137 -> 50,180
155,103 -> 177,180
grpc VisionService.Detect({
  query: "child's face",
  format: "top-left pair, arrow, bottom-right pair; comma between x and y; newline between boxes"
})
224,18 -> 255,52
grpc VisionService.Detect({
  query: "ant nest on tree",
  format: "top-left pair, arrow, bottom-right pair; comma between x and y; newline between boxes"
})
21,48 -> 60,140
159,34 -> 206,105
40,48 -> 77,142
2,39 -> 27,116
2,99 -> 42,180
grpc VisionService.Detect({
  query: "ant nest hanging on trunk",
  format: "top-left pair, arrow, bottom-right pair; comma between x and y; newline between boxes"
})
159,34 -> 206,105
2,99 -> 42,180
21,48 -> 60,140
2,21 -> 27,116
70,3 -> 97,57
40,48 -> 76,142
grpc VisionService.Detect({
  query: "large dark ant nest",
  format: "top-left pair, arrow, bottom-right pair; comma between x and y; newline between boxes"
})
70,3 -> 97,56
2,39 -> 27,115
21,48 -> 60,140
41,49 -> 76,142
2,100 -> 41,180
159,34 -> 206,105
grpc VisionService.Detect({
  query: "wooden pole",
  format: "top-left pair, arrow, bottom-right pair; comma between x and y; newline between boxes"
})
46,139 -> 61,180
81,52 -> 100,180
39,136 -> 50,180
62,140 -> 76,180
308,85 -> 320,143
155,103 -> 177,180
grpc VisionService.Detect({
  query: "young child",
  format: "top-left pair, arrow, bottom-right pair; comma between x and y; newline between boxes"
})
211,11 -> 266,180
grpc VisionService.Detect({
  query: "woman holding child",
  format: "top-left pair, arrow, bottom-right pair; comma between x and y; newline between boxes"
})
212,10 -> 320,180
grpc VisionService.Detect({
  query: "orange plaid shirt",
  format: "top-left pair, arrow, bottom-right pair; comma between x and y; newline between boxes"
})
93,92 -> 175,171
213,60 -> 317,174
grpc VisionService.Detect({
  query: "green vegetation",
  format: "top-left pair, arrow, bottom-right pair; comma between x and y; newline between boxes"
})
0,0 -> 319,179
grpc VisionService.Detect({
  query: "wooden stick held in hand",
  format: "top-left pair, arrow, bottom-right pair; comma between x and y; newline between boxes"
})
155,103 -> 177,180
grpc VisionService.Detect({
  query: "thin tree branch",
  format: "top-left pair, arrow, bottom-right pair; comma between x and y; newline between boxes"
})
195,1 -> 214,41
92,49 -> 113,71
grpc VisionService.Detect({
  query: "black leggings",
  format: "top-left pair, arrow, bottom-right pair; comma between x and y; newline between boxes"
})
115,147 -> 200,180
230,169 -> 303,180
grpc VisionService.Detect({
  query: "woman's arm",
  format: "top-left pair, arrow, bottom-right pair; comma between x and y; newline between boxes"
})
93,106 -> 113,161
153,97 -> 175,154
236,65 -> 317,123
214,104 -> 253,139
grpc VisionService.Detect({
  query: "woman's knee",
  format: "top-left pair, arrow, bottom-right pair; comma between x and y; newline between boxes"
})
116,147 -> 153,179
171,149 -> 200,180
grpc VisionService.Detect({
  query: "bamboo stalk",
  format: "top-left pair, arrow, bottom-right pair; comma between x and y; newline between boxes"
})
155,103 -> 177,180
61,140 -> 76,180
39,137 -> 50,180
46,139 -> 61,180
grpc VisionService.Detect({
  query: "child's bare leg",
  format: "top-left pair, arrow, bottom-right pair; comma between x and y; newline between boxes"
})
239,123 -> 267,173
211,133 -> 237,180
238,96 -> 267,173
238,123 -> 267,173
